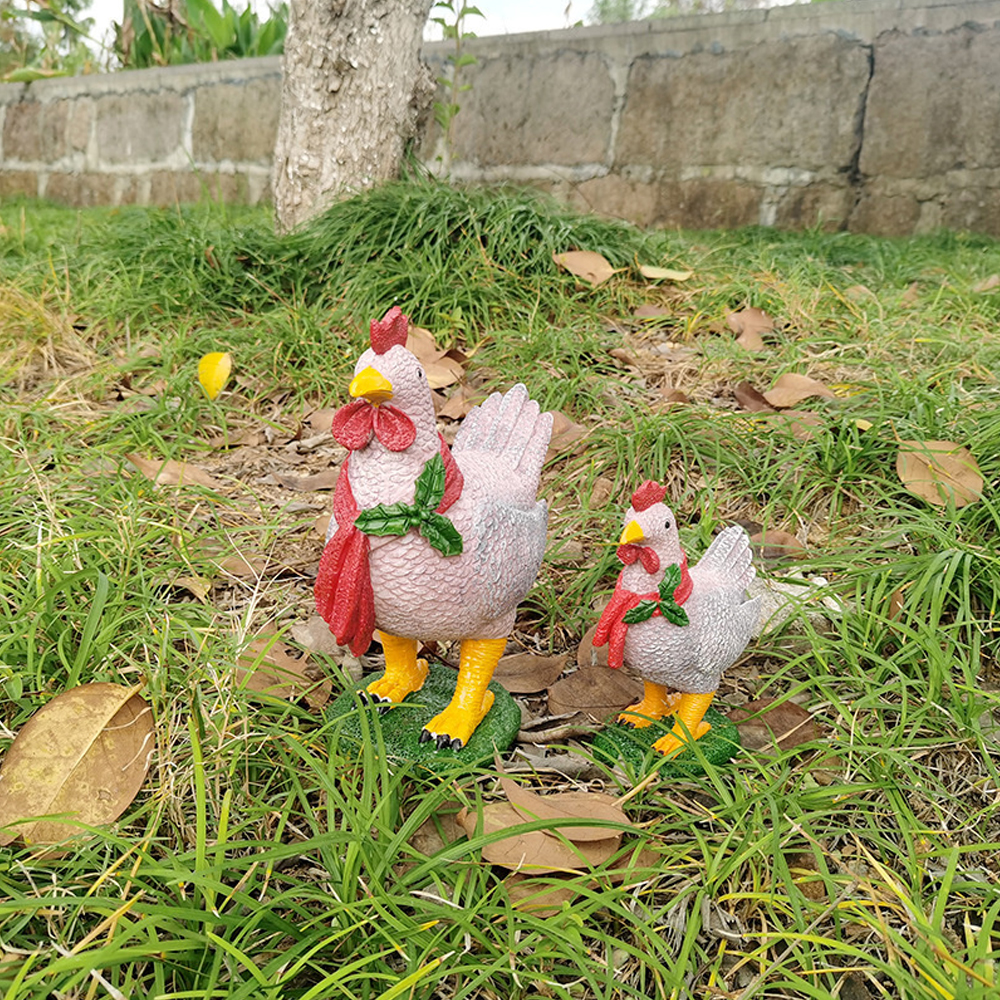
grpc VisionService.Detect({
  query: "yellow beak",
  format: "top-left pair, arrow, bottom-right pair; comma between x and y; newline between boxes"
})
619,520 -> 644,545
350,366 -> 394,404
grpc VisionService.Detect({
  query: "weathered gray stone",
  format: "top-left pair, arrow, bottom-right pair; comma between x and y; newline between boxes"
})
192,78 -> 279,162
571,173 -> 659,226
148,169 -> 251,205
773,183 -> 854,230
617,35 -> 870,174
94,93 -> 185,165
452,50 -> 614,166
44,171 -> 134,206
66,100 -> 92,153
849,186 -> 921,236
0,170 -> 38,198
3,100 -> 69,161
860,26 -> 1000,179
652,178 -> 761,229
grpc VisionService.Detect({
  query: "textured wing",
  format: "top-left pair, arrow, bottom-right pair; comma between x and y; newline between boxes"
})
453,384 -> 553,497
471,498 -> 549,621
691,524 -> 756,595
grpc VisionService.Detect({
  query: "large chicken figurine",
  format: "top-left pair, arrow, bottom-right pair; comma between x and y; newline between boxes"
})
315,307 -> 553,750
594,481 -> 761,757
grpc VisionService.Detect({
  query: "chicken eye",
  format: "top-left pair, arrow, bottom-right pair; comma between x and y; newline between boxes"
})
664,517 -> 672,530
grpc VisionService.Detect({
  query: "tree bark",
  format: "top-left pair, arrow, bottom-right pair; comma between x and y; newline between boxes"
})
273,0 -> 435,233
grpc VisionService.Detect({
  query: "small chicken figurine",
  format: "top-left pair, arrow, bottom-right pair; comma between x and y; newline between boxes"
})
315,307 -> 553,750
593,481 -> 761,757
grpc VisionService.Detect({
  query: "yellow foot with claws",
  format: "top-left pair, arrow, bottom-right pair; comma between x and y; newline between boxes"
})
618,683 -> 681,729
420,690 -> 495,751
363,658 -> 429,709
652,719 -> 712,758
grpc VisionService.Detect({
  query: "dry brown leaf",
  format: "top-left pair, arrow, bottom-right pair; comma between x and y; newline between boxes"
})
785,851 -> 828,901
304,408 -> 339,434
764,410 -> 825,441
576,625 -> 609,670
547,667 -> 642,721
750,530 -> 808,564
638,265 -> 693,282
272,468 -> 341,492
896,440 -> 983,508
126,454 -> 222,489
899,281 -> 921,307
0,683 -> 153,846
457,801 -> 620,873
632,303 -> 672,320
845,284 -> 875,301
405,326 -> 445,365
763,373 -> 836,408
728,698 -> 821,754
734,381 -> 775,413
545,411 -> 588,462
589,476 -> 615,509
423,356 -> 465,390
973,274 -> 1000,293
553,250 -> 620,287
499,777 -> 630,841
886,588 -> 905,621
212,553 -> 270,578
439,384 -> 486,420
726,307 -> 773,351
235,637 -> 330,710
504,874 -> 578,915
314,513 -> 332,538
493,653 -> 568,694
608,347 -> 638,367
408,803 -> 466,857
165,574 -> 213,600
653,388 -> 690,410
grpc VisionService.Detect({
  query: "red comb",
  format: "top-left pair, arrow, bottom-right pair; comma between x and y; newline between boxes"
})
370,306 -> 409,355
631,480 -> 667,511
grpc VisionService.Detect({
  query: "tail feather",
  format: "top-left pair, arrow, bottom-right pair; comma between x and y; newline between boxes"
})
695,525 -> 756,592
453,384 -> 553,485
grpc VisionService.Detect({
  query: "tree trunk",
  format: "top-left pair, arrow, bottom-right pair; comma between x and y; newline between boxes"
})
273,0 -> 435,233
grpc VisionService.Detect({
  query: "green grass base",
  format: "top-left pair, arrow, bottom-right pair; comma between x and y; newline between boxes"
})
592,707 -> 740,779
327,661 -> 521,773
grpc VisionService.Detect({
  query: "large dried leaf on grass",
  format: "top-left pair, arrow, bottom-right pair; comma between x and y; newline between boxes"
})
896,441 -> 982,508
271,468 -> 341,492
499,777 -> 629,840
439,384 -> 487,420
126,454 -> 222,489
236,637 -> 331,710
493,653 -> 568,693
0,684 -> 153,846
546,411 -> 588,462
406,326 -> 466,389
553,251 -> 620,287
548,667 -> 641,721
734,381 -> 775,413
750,530 -> 808,564
728,698 -> 821,754
726,308 -> 773,351
458,801 -> 620,872
763,373 -> 835,408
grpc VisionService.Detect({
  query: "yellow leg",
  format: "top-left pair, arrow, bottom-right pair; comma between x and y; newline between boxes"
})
618,680 -> 681,728
421,637 -> 506,749
364,631 -> 428,706
652,691 -> 716,758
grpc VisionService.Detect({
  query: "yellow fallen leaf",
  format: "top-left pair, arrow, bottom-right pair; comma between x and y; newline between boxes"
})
855,418 -> 873,431
198,352 -> 232,401
639,265 -> 693,282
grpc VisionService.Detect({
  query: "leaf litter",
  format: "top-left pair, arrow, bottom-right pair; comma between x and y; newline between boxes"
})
0,683 -> 153,846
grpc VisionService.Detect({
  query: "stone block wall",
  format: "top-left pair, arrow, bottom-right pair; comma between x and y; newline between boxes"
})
0,57 -> 280,206
2,0 -> 1000,235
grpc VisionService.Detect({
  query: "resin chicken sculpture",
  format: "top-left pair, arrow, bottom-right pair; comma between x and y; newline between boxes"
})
315,307 -> 553,749
593,481 -> 761,757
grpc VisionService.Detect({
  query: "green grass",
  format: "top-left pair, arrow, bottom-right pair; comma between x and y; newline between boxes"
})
0,181 -> 999,999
